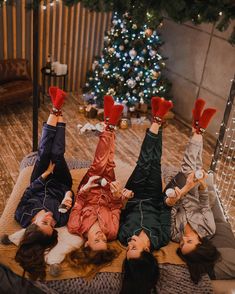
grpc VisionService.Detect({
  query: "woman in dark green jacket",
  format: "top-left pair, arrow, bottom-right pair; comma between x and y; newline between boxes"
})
118,97 -> 173,294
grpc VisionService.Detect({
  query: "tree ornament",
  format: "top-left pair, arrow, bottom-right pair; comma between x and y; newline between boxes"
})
107,88 -> 116,95
127,78 -> 136,88
142,49 -> 147,54
145,77 -> 151,83
136,76 -> 140,81
139,57 -> 145,62
129,48 -> 137,58
152,71 -> 160,79
104,63 -> 109,69
134,60 -> 140,65
85,83 -> 89,87
112,19 -> 118,25
119,45 -> 124,51
122,28 -> 127,33
138,71 -> 143,77
132,24 -> 137,29
149,49 -> 157,57
140,97 -> 144,104
145,28 -> 153,37
108,47 -> 115,54
139,92 -> 144,97
116,52 -> 121,58
124,39 -> 129,44
114,32 -> 119,37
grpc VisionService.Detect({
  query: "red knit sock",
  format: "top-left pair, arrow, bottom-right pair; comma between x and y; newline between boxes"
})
104,95 -> 114,123
49,86 -> 66,110
192,98 -> 206,129
106,105 -> 124,131
196,108 -> 217,134
151,97 -> 164,117
153,100 -> 173,124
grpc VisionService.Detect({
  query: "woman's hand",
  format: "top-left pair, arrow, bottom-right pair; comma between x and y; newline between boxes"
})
122,188 -> 134,200
42,161 -> 55,179
110,180 -> 122,198
198,170 -> 208,190
61,191 -> 73,209
81,175 -> 100,192
165,187 -> 182,206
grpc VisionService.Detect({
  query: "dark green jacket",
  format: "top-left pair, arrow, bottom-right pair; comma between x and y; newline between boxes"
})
118,196 -> 171,250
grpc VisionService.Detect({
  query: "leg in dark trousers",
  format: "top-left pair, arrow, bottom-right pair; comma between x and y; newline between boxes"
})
30,123 -> 57,183
125,129 -> 162,200
51,122 -> 72,188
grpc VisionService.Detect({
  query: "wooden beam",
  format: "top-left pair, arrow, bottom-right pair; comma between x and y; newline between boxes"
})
45,0 -> 50,59
32,5 -> 39,151
51,0 -> 57,61
68,5 -> 75,91
2,2 -> 8,59
57,0 -> 63,62
72,3 -> 81,92
62,5 -> 68,64
77,7 -> 85,88
12,3 -> 17,58
21,0 -> 26,59
39,3 -> 44,85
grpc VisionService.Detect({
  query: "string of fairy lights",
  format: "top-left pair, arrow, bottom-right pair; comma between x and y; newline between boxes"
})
211,76 -> 235,232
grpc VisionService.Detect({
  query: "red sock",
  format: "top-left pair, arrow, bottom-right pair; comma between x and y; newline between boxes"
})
49,86 -> 66,110
154,100 -> 173,124
197,108 -> 217,134
104,95 -> 114,122
151,97 -> 164,117
107,105 -> 124,129
192,98 -> 206,129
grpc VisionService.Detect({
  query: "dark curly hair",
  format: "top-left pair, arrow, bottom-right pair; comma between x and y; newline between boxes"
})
177,237 -> 221,284
67,244 -> 119,277
120,251 -> 160,294
15,223 -> 58,280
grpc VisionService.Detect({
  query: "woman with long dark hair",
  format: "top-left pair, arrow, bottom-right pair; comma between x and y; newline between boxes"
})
67,96 -> 131,272
118,97 -> 173,294
13,87 -> 73,280
164,98 -> 221,283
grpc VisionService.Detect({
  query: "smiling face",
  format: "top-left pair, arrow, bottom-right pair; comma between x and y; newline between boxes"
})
86,230 -> 108,251
180,235 -> 201,255
32,210 -> 56,236
86,221 -> 108,251
127,235 -> 150,259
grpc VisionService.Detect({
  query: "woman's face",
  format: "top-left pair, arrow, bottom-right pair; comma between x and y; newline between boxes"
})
180,235 -> 201,254
33,210 -> 56,236
126,235 -> 149,259
86,230 -> 108,251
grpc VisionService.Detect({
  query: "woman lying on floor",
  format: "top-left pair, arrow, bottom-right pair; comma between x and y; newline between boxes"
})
67,96 -> 133,274
118,98 -> 220,294
2,87 -> 74,280
164,99 -> 221,284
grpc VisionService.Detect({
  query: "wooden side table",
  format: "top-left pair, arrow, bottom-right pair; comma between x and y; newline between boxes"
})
41,67 -> 68,103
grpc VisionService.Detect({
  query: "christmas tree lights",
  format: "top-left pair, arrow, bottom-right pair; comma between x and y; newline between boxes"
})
84,12 -> 171,106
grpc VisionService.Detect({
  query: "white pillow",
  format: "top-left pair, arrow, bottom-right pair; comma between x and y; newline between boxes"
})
7,226 -> 83,265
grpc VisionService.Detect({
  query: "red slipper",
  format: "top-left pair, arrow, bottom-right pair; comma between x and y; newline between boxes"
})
49,86 -> 66,110
153,100 -> 173,124
196,108 -> 217,134
151,97 -> 164,117
104,95 -> 114,123
106,104 -> 124,130
192,98 -> 206,129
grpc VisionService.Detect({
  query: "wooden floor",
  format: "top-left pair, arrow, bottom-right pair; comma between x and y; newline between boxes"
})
0,94 -> 216,216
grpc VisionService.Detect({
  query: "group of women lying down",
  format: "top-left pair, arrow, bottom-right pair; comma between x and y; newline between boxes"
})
1,87 -> 221,294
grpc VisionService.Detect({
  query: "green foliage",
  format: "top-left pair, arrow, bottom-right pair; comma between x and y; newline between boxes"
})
83,13 -> 171,106
1,0 -> 234,44
65,0 -> 235,44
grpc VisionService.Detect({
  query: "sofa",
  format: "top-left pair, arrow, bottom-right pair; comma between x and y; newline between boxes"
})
0,59 -> 33,104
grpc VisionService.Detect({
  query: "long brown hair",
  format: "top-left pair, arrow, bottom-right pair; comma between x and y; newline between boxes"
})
67,244 -> 119,278
177,237 -> 221,283
15,223 -> 58,280
120,251 -> 160,294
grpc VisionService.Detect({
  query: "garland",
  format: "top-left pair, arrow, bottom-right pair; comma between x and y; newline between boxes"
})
1,0 -> 234,44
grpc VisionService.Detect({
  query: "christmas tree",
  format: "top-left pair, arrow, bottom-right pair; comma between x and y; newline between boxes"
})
84,12 -> 171,107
